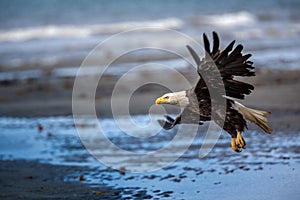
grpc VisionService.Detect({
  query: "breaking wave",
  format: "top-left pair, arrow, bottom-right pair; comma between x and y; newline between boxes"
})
1,11 -> 300,73
193,11 -> 257,27
0,18 -> 183,42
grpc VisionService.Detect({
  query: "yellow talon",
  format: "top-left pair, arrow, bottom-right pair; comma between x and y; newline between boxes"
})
236,131 -> 246,149
231,138 -> 241,153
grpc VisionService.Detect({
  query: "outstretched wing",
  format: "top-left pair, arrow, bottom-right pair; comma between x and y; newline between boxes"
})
187,32 -> 255,100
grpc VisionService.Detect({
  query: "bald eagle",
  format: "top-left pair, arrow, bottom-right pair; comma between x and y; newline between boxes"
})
155,32 -> 272,152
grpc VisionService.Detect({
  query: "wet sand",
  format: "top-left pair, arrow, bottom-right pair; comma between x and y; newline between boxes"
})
0,69 -> 299,130
0,160 -> 123,200
1,160 -> 299,200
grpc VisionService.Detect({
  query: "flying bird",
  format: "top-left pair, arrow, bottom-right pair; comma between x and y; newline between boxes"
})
155,32 -> 272,152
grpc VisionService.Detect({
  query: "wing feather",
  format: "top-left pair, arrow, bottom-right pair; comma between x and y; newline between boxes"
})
203,33 -> 211,55
212,31 -> 219,56
186,32 -> 255,100
186,45 -> 201,68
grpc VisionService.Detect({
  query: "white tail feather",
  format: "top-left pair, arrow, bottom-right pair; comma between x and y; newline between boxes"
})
235,102 -> 273,134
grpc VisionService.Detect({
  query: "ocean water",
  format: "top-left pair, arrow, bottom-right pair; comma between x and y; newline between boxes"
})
0,0 -> 300,79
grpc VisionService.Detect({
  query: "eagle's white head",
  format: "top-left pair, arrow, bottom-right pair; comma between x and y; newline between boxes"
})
155,91 -> 189,108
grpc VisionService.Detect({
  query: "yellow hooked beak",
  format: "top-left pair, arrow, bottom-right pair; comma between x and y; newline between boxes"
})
155,97 -> 166,105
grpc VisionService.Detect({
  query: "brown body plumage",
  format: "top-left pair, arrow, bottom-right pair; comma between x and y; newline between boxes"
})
155,32 -> 272,152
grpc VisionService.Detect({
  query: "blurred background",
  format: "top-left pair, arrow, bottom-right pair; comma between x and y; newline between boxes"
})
0,0 -> 300,116
0,0 -> 299,116
0,1 -> 299,199
1,0 -> 300,69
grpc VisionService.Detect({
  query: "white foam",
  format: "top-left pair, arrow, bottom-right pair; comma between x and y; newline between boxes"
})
0,18 -> 183,42
203,11 -> 256,27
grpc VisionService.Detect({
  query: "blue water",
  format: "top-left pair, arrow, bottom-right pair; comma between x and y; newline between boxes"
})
0,0 -> 299,29
0,0 -> 300,77
0,116 -> 299,199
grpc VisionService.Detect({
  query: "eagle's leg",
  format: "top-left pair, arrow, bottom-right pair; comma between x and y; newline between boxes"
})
236,131 -> 246,149
157,115 -> 179,130
231,137 -> 241,153
231,131 -> 246,152
157,119 -> 173,130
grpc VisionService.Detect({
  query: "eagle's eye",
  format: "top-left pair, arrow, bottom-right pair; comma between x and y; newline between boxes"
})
164,96 -> 169,99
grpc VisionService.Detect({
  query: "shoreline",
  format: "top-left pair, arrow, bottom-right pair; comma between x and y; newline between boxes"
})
0,68 -> 299,131
1,158 -> 299,199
